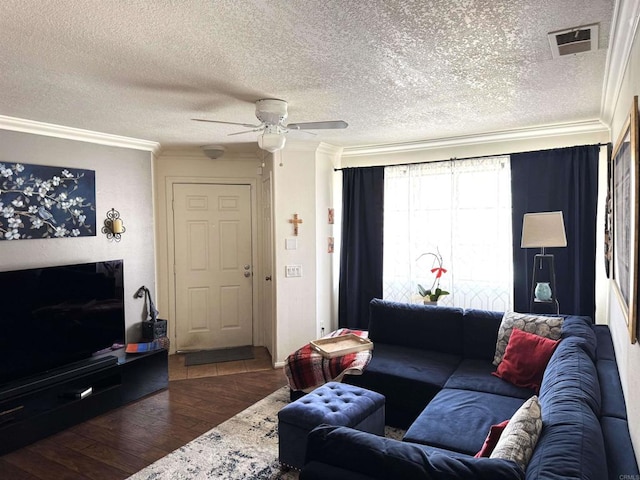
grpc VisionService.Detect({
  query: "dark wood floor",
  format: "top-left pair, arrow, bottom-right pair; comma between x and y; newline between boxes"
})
0,367 -> 287,480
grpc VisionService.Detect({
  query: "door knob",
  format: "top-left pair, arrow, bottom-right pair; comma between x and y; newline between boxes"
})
244,271 -> 251,278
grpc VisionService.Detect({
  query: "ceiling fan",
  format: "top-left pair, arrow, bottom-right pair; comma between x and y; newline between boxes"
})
192,98 -> 348,152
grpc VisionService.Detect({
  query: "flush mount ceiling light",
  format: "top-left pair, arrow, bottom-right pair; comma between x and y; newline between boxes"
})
548,23 -> 599,58
201,144 -> 226,159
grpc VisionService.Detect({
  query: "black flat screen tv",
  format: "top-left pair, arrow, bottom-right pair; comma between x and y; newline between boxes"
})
0,260 -> 125,387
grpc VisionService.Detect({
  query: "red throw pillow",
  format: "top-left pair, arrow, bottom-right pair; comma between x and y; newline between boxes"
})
492,328 -> 560,392
474,419 -> 509,458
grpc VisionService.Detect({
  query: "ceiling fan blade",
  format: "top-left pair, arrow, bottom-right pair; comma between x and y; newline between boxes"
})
286,120 -> 348,130
228,127 -> 265,136
292,130 -> 317,136
192,118 -> 261,128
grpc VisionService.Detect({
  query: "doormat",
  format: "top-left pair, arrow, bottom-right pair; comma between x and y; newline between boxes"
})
184,346 -> 254,366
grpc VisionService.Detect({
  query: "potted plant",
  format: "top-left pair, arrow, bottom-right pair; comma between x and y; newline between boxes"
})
416,250 -> 449,304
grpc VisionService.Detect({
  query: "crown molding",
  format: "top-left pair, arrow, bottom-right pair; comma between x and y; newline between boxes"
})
280,138 -> 322,152
317,142 -> 343,157
341,119 -> 609,157
0,115 -> 160,154
601,0 -> 640,125
158,147 -> 258,160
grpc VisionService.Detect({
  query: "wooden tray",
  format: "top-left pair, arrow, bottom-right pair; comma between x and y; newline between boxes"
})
310,334 -> 373,358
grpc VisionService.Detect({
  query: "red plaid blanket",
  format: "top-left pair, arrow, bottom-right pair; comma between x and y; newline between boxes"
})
284,329 -> 372,391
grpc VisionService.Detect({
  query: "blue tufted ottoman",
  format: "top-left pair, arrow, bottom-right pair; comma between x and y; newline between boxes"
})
277,381 -> 385,469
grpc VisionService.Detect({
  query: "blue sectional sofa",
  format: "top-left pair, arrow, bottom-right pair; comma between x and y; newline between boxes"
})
300,299 -> 639,480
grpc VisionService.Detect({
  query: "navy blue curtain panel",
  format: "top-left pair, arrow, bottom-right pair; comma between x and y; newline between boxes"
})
511,145 -> 600,319
338,167 -> 385,329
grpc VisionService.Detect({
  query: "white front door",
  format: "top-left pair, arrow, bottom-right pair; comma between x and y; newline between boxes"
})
173,183 -> 253,351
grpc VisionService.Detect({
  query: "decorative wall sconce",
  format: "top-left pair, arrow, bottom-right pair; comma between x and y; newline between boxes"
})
102,208 -> 125,241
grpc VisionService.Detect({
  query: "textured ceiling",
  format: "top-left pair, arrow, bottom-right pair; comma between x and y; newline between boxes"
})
0,0 -> 614,152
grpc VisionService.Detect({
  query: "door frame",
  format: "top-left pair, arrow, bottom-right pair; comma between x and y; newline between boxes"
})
165,176 -> 261,352
260,172 -> 276,360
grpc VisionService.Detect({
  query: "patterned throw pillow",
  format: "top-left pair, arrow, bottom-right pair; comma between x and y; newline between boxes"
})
493,312 -> 563,366
490,395 -> 543,472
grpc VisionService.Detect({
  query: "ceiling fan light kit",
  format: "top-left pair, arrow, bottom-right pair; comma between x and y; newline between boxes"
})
258,131 -> 286,153
192,98 -> 348,153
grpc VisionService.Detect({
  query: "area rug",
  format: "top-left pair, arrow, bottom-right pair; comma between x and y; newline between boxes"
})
127,386 -> 405,480
184,346 -> 254,366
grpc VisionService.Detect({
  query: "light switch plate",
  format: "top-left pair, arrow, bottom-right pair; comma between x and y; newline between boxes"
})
285,265 -> 302,277
285,238 -> 297,250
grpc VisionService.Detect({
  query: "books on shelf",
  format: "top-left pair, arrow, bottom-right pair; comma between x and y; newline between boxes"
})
125,340 -> 164,353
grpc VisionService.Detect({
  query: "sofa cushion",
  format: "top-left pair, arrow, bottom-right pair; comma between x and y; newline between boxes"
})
462,309 -> 503,361
490,396 -> 542,472
529,336 -> 607,479
597,359 -> 627,418
493,312 -> 563,366
300,462 -> 379,480
345,343 -> 461,428
403,389 -> 524,455
492,329 -> 559,392
539,337 -> 601,416
304,425 -> 525,480
368,299 -> 464,354
560,315 -> 597,360
475,420 -> 509,458
445,358 -> 534,399
600,416 -> 640,479
594,324 -> 616,360
525,408 -> 607,480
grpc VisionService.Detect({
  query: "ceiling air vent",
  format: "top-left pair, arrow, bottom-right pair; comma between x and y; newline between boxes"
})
548,24 -> 599,58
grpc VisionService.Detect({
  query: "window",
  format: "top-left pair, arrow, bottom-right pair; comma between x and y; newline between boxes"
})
383,156 -> 513,311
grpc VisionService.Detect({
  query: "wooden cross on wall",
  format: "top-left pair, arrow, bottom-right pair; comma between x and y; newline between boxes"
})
289,213 -> 303,236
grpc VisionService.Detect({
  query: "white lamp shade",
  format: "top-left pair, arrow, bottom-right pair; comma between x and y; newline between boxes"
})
521,211 -> 567,248
258,132 -> 286,153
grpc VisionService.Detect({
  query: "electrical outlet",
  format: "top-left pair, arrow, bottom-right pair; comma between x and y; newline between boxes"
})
285,265 -> 302,277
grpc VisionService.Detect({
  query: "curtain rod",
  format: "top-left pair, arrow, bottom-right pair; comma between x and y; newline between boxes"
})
333,142 -> 610,171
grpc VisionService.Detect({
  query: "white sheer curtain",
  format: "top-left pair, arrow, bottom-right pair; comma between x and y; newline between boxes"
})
383,156 -> 513,312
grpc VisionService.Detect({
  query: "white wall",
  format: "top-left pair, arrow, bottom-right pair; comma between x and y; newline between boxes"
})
0,129 -> 155,342
315,143 -> 342,337
272,143 -> 320,364
266,141 -> 339,364
605,20 -> 640,463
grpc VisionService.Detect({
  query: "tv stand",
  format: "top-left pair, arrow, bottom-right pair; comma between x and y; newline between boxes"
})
0,348 -> 168,455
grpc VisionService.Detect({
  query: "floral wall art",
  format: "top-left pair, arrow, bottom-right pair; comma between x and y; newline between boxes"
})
0,162 -> 96,241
